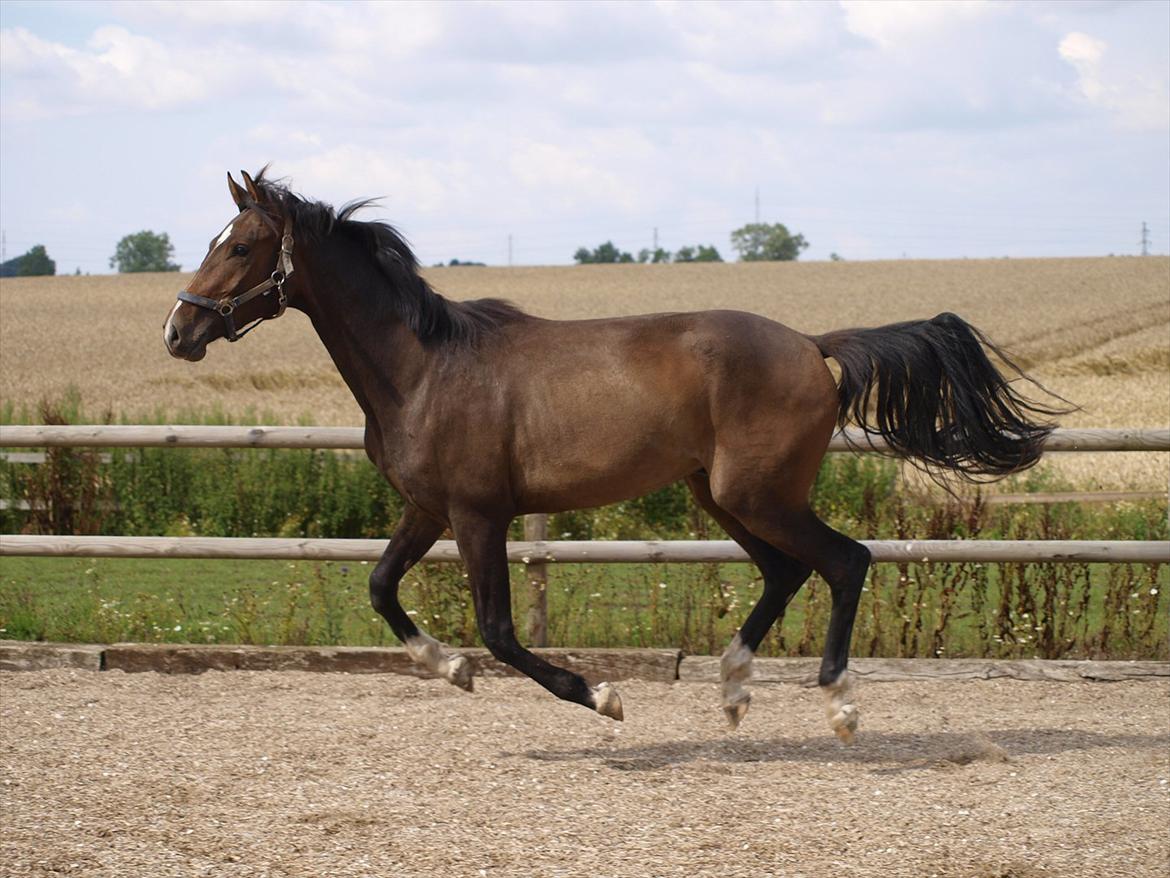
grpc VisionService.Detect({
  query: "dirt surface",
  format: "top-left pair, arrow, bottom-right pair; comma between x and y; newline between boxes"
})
1,670 -> 1167,878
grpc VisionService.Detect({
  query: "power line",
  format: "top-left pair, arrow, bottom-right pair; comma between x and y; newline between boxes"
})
1140,220 -> 1150,256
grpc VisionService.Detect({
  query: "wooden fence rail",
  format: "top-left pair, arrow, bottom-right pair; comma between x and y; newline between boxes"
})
2,535 -> 1167,564
3,424 -> 1167,645
2,425 -> 1168,452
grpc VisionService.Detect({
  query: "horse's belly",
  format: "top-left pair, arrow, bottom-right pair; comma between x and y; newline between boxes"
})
512,417 -> 701,513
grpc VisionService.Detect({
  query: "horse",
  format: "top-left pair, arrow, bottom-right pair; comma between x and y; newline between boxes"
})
164,169 -> 1066,741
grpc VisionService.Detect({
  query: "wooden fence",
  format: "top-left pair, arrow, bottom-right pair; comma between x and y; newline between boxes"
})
2,534 -> 1166,563
2,425 -> 1167,644
2,424 -> 1168,451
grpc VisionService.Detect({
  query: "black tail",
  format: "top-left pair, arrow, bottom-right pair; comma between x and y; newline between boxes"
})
812,312 -> 1073,481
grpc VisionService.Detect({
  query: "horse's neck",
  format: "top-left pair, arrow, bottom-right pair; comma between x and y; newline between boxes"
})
298,262 -> 429,439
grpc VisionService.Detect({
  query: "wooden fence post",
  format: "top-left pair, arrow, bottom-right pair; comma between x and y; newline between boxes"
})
523,513 -> 549,646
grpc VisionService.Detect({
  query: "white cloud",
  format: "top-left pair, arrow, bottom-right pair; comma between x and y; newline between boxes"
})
278,144 -> 466,216
111,0 -> 290,27
1059,31 -> 1108,101
509,133 -> 657,214
0,24 -> 222,117
840,0 -> 994,51
1058,30 -> 1169,130
661,0 -> 845,72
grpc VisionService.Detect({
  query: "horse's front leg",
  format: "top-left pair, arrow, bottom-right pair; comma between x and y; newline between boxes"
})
370,504 -> 474,691
452,511 -> 623,720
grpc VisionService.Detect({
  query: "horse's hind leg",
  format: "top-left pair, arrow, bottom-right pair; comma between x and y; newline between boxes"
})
685,472 -> 812,728
370,504 -> 474,691
712,483 -> 871,742
452,511 -> 623,720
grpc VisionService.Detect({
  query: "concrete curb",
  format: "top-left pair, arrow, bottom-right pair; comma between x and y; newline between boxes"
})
0,641 -> 680,682
2,641 -> 1166,683
678,656 -> 1170,685
0,641 -> 104,672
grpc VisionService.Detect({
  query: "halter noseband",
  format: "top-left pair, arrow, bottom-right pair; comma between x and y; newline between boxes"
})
176,216 -> 295,342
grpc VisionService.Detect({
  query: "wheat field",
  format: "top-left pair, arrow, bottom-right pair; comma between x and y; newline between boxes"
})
1,256 -> 1167,489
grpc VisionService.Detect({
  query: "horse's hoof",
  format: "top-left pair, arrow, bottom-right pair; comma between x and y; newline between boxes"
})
592,682 -> 624,721
446,654 -> 474,692
829,704 -> 859,744
823,675 -> 859,744
723,693 -> 751,730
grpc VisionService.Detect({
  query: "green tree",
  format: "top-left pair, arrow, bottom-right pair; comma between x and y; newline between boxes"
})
110,231 -> 180,273
573,241 -> 634,264
729,222 -> 808,262
433,258 -> 486,267
0,244 -> 56,277
675,244 -> 723,263
637,247 -> 672,264
20,245 -> 56,276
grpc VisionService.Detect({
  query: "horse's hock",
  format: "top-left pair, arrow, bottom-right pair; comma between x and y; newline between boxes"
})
2,666 -> 1167,878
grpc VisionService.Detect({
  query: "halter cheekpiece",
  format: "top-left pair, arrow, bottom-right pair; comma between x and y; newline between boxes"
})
176,216 -> 295,342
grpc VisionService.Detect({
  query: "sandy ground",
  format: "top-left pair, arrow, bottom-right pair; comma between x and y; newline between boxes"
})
1,670 -> 1167,878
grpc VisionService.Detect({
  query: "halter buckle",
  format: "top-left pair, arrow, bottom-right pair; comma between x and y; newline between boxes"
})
217,300 -> 236,316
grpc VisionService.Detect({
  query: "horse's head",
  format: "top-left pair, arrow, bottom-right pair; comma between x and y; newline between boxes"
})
163,170 -> 295,361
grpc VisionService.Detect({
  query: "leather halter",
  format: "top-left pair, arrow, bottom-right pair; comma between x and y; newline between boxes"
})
176,217 -> 295,342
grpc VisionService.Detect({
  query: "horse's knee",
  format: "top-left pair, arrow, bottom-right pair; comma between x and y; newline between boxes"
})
368,567 -> 392,616
369,562 -> 409,622
829,541 -> 870,598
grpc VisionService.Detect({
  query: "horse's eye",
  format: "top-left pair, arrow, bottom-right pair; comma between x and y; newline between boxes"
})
231,243 -> 250,257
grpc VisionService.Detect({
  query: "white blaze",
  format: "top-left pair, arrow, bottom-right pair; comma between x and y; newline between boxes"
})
163,300 -> 181,347
214,222 -> 234,249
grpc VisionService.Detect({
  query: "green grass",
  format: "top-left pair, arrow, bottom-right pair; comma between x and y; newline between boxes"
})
2,554 -> 1165,659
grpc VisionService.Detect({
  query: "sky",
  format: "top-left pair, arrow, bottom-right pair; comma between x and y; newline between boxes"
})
1,0 -> 1168,274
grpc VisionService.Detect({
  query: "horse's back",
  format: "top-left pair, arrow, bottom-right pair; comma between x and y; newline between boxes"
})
486,309 -> 838,511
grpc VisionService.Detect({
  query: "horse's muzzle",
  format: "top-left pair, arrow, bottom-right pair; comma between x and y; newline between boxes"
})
164,323 -> 207,361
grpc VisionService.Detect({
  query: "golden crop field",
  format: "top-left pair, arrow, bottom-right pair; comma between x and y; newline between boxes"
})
1,256 -> 1167,489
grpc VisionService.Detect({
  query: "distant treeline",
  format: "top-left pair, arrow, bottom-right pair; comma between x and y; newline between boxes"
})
574,221 -> 810,265
0,245 -> 55,277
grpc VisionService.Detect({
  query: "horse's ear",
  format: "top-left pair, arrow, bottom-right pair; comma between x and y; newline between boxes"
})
241,170 -> 264,204
227,173 -> 249,210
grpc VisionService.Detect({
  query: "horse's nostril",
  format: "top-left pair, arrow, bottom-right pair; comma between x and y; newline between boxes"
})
165,323 -> 181,350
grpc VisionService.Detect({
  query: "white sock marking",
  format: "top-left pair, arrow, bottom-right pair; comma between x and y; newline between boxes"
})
823,673 -> 860,743
591,682 -> 624,720
721,634 -> 753,704
405,632 -> 472,690
405,632 -> 450,674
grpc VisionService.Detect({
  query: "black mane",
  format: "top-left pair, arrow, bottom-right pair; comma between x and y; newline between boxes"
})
247,167 -> 528,347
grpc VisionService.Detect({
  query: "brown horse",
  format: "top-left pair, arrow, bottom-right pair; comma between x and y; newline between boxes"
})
164,169 -> 1064,741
